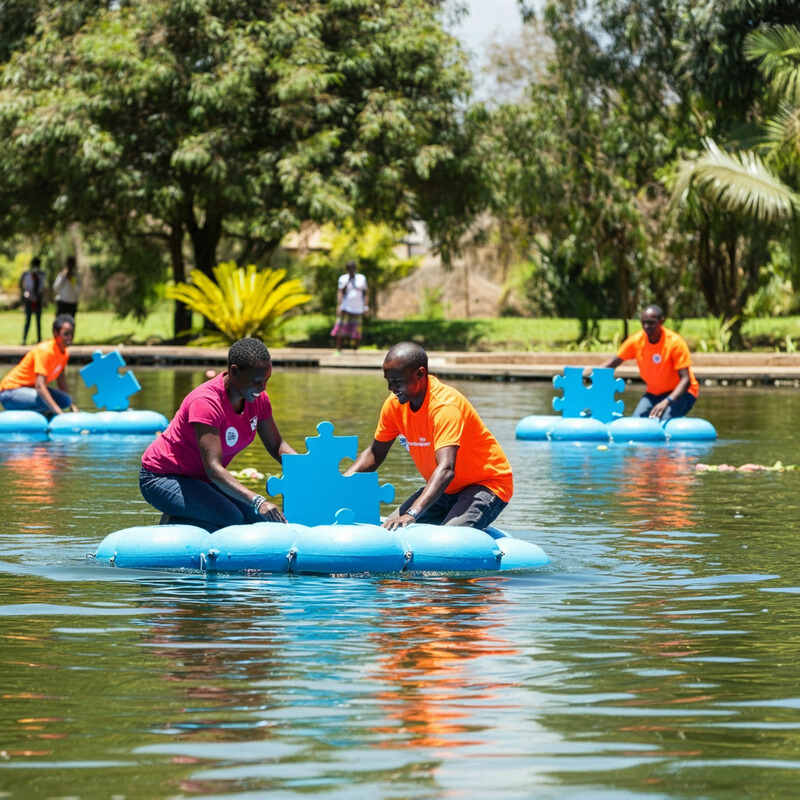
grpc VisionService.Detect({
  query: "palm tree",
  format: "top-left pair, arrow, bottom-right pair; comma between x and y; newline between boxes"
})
670,25 -> 800,341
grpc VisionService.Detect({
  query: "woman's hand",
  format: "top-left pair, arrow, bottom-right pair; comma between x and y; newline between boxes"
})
256,499 -> 287,523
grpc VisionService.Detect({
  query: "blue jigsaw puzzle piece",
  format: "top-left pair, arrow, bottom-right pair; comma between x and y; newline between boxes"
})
266,420 -> 394,525
552,366 -> 624,423
79,350 -> 141,411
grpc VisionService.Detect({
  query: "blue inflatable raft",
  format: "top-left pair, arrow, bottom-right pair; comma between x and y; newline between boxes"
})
0,409 -> 168,439
93,521 -> 550,575
515,415 -> 717,442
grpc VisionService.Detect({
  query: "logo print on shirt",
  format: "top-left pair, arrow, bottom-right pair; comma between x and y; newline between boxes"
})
652,353 -> 662,364
225,426 -> 239,447
250,416 -> 257,431
398,435 -> 410,452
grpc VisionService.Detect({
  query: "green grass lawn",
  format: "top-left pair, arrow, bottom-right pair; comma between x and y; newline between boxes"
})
2,304 -> 800,352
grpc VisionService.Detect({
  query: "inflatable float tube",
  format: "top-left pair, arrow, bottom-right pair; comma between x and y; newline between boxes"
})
515,414 -> 717,443
0,409 -> 168,438
93,521 -> 550,575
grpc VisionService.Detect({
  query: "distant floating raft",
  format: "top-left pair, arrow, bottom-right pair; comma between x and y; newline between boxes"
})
0,409 -> 168,439
515,415 -> 717,442
93,521 -> 550,575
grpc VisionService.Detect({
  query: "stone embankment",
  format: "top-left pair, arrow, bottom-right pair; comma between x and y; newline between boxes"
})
2,346 -> 799,386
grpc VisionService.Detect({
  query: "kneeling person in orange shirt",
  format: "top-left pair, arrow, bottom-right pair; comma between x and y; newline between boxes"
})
0,314 -> 79,416
345,342 -> 513,530
588,304 -> 699,421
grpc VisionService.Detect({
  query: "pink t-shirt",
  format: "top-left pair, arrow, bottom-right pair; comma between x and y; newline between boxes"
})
141,372 -> 273,480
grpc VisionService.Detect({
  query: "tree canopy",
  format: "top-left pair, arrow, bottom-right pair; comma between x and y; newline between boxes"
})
0,0 -> 471,333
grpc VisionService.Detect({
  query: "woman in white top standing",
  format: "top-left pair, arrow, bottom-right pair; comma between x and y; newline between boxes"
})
330,260 -> 368,351
53,256 -> 79,318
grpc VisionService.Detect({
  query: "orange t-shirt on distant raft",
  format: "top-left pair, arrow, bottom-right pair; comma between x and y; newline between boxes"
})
0,339 -> 69,391
374,375 -> 513,503
617,327 -> 699,398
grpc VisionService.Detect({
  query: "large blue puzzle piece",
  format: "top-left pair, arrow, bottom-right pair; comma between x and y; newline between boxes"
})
267,420 -> 395,525
79,349 -> 141,411
552,366 -> 624,423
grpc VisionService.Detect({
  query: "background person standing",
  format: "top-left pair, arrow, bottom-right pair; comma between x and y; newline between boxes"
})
330,260 -> 368,350
53,255 -> 80,317
19,257 -> 47,345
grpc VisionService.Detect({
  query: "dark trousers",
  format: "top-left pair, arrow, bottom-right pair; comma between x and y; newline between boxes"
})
633,391 -> 696,421
22,300 -> 42,344
399,483 -> 507,529
139,467 -> 258,533
56,301 -> 78,317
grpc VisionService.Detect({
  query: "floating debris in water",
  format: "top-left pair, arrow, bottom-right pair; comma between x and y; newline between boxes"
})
696,461 -> 798,473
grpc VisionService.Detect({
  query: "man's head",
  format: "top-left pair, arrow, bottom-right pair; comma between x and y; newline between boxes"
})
53,313 -> 75,350
383,342 -> 428,407
640,304 -> 665,343
66,256 -> 76,276
227,337 -> 272,402
31,256 -> 41,269
346,260 -> 357,276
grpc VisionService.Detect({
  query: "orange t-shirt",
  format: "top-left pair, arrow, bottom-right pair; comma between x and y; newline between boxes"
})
374,375 -> 513,503
617,327 -> 699,397
0,339 -> 69,391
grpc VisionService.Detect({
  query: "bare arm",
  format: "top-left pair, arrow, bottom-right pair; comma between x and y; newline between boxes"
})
384,444 -> 458,531
194,422 -> 286,522
35,374 -> 65,415
583,356 -> 623,380
649,368 -> 691,419
256,417 -> 296,463
344,438 -> 393,474
56,371 -> 78,412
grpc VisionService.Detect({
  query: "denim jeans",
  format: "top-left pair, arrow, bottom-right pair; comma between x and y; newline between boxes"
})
633,391 -> 696,421
398,483 -> 507,529
139,467 -> 257,533
0,386 -> 72,413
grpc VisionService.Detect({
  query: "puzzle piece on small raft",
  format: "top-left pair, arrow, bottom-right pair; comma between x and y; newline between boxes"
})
267,420 -> 395,526
79,349 -> 141,411
552,366 -> 624,423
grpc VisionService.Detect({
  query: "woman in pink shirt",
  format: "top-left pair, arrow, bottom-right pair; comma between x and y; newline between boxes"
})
140,338 -> 296,531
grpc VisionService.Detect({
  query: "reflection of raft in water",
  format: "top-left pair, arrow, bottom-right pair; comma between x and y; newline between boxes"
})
93,520 -> 550,575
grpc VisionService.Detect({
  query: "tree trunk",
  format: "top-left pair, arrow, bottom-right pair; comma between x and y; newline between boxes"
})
169,227 -> 192,340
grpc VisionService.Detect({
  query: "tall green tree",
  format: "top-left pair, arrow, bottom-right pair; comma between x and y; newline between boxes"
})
0,0 -> 471,334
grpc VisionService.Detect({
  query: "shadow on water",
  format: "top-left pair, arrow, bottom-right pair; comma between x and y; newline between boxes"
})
1,372 -> 800,797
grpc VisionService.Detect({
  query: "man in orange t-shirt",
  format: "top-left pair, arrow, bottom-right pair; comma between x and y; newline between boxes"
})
0,314 -> 78,415
587,304 -> 698,421
345,342 -> 513,530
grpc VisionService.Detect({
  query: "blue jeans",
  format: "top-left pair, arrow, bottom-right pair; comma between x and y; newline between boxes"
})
139,467 -> 258,533
399,483 -> 507,529
0,386 -> 72,413
633,391 -> 696,422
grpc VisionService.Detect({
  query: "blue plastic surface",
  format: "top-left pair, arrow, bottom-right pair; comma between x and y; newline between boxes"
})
0,410 -> 49,441
553,367 -> 625,422
267,420 -> 394,525
48,409 -> 168,435
515,413 -> 717,443
514,414 -> 555,441
608,417 -> 667,443
79,349 -> 141,411
549,417 -> 610,441
664,417 -> 718,441
93,521 -> 550,575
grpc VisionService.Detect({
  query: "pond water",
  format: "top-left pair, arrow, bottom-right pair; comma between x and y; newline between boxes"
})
1,367 -> 800,799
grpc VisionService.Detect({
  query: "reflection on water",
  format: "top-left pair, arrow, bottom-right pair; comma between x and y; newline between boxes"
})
1,370 -> 800,797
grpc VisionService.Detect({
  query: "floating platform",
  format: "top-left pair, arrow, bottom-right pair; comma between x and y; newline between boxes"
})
515,415 -> 717,442
0,409 -> 168,440
93,521 -> 550,575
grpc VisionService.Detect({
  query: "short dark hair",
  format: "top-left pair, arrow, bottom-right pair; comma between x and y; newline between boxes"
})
228,337 -> 271,369
53,313 -> 75,334
31,256 -> 41,268
385,341 -> 427,371
642,304 -> 664,320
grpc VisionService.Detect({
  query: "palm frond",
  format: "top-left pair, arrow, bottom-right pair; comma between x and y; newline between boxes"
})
671,138 -> 799,222
745,25 -> 800,104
